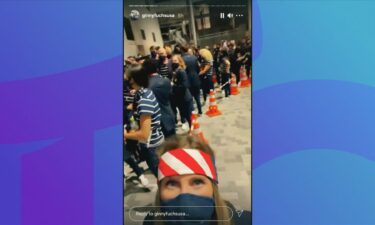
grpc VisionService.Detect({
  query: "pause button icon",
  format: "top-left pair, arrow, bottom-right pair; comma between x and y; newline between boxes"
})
220,13 -> 225,19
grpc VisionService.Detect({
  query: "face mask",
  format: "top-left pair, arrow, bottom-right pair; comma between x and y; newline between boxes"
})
151,51 -> 157,59
160,193 -> 215,223
172,63 -> 179,70
159,56 -> 166,64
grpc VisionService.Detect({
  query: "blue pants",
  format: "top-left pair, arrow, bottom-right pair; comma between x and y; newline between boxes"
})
201,76 -> 214,102
123,143 -> 144,177
162,126 -> 176,139
139,144 -> 159,177
190,86 -> 203,114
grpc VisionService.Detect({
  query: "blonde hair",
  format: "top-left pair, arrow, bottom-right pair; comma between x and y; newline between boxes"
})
172,54 -> 186,70
165,46 -> 172,56
154,135 -> 233,225
199,48 -> 213,61
158,47 -> 166,56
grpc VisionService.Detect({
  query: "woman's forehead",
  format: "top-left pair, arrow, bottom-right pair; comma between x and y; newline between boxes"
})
161,174 -> 210,182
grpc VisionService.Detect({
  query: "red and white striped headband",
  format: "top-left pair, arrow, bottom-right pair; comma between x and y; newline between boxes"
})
158,148 -> 218,183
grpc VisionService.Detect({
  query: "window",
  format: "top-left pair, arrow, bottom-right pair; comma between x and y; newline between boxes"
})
196,16 -> 211,30
124,17 -> 134,41
141,29 -> 146,40
203,17 -> 211,29
196,19 -> 202,30
195,5 -> 211,31
152,32 -> 156,42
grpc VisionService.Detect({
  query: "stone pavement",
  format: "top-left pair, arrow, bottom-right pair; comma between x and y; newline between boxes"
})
124,86 -> 251,225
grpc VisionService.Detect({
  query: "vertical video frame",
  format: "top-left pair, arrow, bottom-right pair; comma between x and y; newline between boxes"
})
123,0 -> 251,224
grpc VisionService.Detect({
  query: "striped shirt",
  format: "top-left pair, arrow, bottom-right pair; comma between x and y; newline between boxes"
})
123,81 -> 134,105
202,59 -> 213,77
159,63 -> 170,79
133,88 -> 164,148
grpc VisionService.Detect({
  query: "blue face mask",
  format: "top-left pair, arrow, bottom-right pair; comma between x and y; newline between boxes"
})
160,193 -> 215,224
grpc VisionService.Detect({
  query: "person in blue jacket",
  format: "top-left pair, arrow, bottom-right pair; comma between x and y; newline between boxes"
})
143,59 -> 176,139
171,54 -> 193,130
182,46 -> 203,115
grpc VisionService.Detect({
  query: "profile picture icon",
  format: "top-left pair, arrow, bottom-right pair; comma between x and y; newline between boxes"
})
130,10 -> 140,20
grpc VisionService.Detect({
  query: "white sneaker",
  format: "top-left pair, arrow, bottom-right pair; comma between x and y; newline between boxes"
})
139,174 -> 149,186
124,163 -> 128,177
181,123 -> 189,132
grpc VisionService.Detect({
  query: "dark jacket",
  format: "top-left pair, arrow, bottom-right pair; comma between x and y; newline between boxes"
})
183,54 -> 200,88
172,69 -> 193,103
148,74 -> 176,133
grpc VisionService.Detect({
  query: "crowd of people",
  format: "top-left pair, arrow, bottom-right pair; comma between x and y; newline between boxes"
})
123,35 -> 251,224
123,35 -> 251,186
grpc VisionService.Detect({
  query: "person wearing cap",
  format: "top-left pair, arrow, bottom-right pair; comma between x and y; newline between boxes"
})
143,136 -> 252,225
124,65 -> 164,177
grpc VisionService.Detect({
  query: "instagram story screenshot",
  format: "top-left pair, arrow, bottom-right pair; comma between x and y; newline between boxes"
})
123,0 -> 251,224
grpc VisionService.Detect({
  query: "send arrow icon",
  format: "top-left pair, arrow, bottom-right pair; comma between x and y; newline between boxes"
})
236,209 -> 244,217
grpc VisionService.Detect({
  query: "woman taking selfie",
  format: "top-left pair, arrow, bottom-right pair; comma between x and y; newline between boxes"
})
143,136 -> 252,225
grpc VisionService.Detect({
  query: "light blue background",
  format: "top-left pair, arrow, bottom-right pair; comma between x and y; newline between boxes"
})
253,0 -> 375,224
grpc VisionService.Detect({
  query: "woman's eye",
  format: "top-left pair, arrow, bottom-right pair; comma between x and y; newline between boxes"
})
192,179 -> 205,186
165,180 -> 178,188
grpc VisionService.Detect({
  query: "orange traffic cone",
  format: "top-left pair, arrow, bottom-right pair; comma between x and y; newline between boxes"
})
230,74 -> 240,95
191,111 -> 199,122
205,89 -> 222,117
239,66 -> 251,88
190,112 -> 208,143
